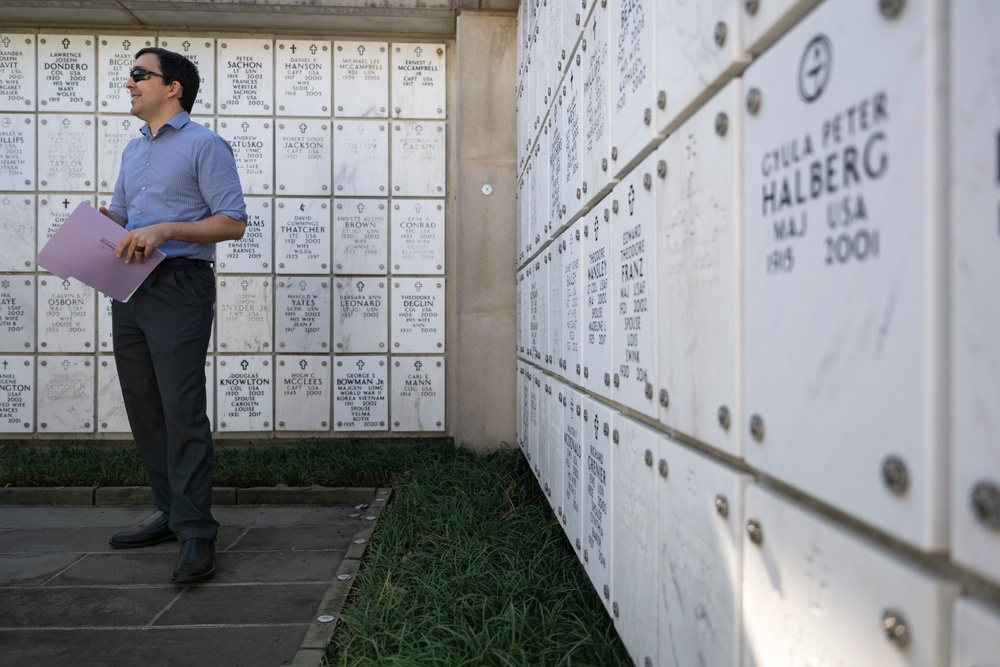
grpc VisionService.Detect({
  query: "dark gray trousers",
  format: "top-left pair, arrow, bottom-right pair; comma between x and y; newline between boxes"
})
112,264 -> 218,542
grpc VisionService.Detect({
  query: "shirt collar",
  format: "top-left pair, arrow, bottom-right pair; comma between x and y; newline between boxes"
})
140,111 -> 192,138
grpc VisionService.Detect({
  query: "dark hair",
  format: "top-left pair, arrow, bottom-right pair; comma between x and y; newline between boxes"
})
135,47 -> 200,113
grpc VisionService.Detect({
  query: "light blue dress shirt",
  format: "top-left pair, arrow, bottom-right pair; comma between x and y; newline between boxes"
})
109,112 -> 247,261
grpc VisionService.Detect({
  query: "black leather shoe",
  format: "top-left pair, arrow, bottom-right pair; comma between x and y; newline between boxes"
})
172,538 -> 216,584
109,514 -> 175,549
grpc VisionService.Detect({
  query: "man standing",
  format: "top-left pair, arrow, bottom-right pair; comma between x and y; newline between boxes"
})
101,48 -> 247,584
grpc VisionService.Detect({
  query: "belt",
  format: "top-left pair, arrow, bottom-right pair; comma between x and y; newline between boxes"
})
160,257 -> 214,268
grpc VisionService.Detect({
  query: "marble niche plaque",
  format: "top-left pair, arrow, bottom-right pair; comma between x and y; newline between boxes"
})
334,278 -> 388,353
216,276 -> 272,353
562,387 -> 584,559
608,0 -> 657,178
218,39 -> 273,115
97,35 -> 154,112
38,115 -> 95,191
581,201 -> 613,399
217,356 -> 273,432
0,356 -> 34,432
390,356 -> 445,431
0,114 -> 35,190
98,116 -> 140,191
97,293 -> 113,352
38,34 -> 95,112
275,198 -> 330,274
582,396 -> 615,615
276,40 -> 332,116
561,52 -> 584,221
218,197 -> 272,273
37,355 -> 94,433
204,358 -> 215,431
391,277 -> 444,353
0,34 -> 36,110
275,277 -> 330,353
333,120 -> 389,196
580,2 -> 614,208
276,355 -> 331,431
38,277 -> 95,353
562,219 -> 582,382
38,196 -> 96,251
97,357 -> 129,433
333,41 -> 389,118
158,37 -> 216,114
275,119 -> 331,195
333,199 -> 388,275
334,355 -> 388,431
547,246 -> 563,374
218,118 -> 273,194
391,43 -> 446,119
0,276 -> 35,352
0,195 -> 35,271
391,199 -> 444,275
391,121 -> 446,197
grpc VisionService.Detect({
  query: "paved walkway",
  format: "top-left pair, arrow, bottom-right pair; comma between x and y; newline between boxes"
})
0,487 -> 389,667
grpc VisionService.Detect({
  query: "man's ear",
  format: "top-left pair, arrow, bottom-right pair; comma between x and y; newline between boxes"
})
167,79 -> 183,102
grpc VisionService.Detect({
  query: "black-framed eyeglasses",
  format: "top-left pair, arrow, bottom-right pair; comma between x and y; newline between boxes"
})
129,68 -> 171,83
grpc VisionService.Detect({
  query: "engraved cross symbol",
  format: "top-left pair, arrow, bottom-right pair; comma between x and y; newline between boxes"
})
2,38 -> 11,49
299,123 -> 307,134
593,217 -> 599,242
2,361 -> 7,370
356,280 -> 365,291
594,415 -> 599,439
356,359 -> 366,371
241,279 -> 249,290
414,204 -> 422,214
310,44 -> 318,55
61,280 -> 70,289
123,120 -> 131,131
627,184 -> 635,215
414,281 -> 423,291
300,359 -> 308,370
798,35 -> 832,103
357,45 -> 366,56
62,359 -> 71,370
414,46 -> 423,57
299,280 -> 307,290
356,202 -> 365,214
122,40 -> 131,51
62,199 -> 70,209
415,124 -> 423,135
62,38 -> 70,49
414,361 -> 423,371
241,360 -> 249,371
182,41 -> 191,51
290,44 -> 297,54
62,118 -> 70,129
241,121 -> 250,133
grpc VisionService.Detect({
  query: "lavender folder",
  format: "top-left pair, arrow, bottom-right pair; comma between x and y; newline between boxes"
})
36,202 -> 165,302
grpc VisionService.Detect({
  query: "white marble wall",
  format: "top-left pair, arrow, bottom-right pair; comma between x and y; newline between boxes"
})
517,0 -> 1000,664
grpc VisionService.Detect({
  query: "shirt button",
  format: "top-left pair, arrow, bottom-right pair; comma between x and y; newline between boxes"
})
141,186 -> 146,191
145,162 -> 149,167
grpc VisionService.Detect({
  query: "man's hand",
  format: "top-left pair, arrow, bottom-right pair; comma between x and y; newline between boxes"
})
114,223 -> 169,265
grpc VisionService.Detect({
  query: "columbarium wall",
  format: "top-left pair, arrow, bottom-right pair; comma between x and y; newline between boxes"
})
515,0 -> 1000,665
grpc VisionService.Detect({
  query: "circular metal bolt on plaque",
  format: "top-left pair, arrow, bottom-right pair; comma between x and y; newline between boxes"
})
644,173 -> 653,190
658,160 -> 668,178
971,482 -> 1000,529
612,373 -> 618,387
612,601 -> 619,617
715,495 -> 730,518
718,405 -> 731,430
658,459 -> 669,479
747,519 -> 763,545
746,88 -> 762,115
603,423 -> 610,436
881,609 -> 910,649
879,0 -> 905,19
745,0 -> 760,16
715,112 -> 729,136
613,429 -> 619,444
749,414 -> 765,442
603,584 -> 610,599
882,455 -> 909,495
644,659 -> 653,667
657,90 -> 667,109
714,21 -> 728,47
643,108 -> 652,125
645,382 -> 653,399
644,449 -> 653,467
660,388 -> 670,408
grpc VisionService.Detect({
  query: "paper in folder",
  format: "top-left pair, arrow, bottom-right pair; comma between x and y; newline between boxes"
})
36,202 -> 165,302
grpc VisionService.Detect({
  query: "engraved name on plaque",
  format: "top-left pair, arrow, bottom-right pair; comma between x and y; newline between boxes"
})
276,355 -> 330,431
0,276 -> 35,352
98,116 -> 139,191
0,114 -> 34,190
275,198 -> 330,274
333,199 -> 388,274
38,278 -> 95,353
218,39 -> 272,115
158,37 -> 216,114
581,4 -> 613,207
391,278 -> 444,353
37,356 -> 94,433
333,120 -> 389,196
217,276 -> 272,353
563,220 -> 582,381
391,43 -> 446,119
391,356 -> 445,431
275,277 -> 330,353
276,40 -> 332,116
334,41 -> 388,118
0,195 -> 35,271
38,34 -> 94,112
0,34 -> 36,110
391,199 -> 445,275
275,119 -> 330,195
97,357 -> 129,433
582,398 -> 614,614
582,202 -> 613,398
217,356 -> 272,432
609,0 -> 656,177
391,121 -> 446,197
98,35 -> 154,111
334,355 -> 388,431
0,356 -> 33,432
334,278 -> 387,353
218,118 -> 272,194
219,197 -> 272,273
38,115 -> 95,191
